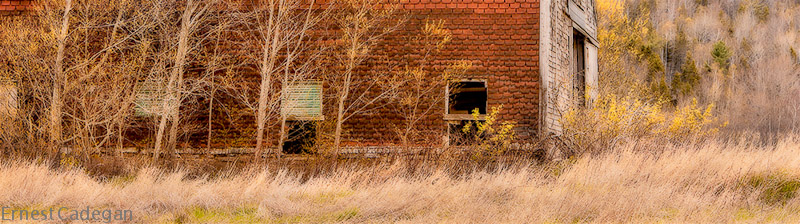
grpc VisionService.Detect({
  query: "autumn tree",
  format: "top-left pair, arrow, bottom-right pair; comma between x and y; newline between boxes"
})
390,20 -> 470,148
225,0 -> 328,159
328,0 -> 403,152
0,0 -> 163,162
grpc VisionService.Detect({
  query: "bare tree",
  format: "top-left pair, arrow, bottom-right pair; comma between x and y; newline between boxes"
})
199,31 -> 229,153
329,0 -> 403,152
49,0 -> 72,155
151,0 -> 219,162
0,0 -> 162,162
229,0 -> 328,160
67,1 -> 164,156
0,6 -> 55,155
391,20 -> 471,147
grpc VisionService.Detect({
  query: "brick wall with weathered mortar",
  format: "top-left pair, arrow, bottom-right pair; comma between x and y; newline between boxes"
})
344,0 -> 542,147
1,0 -> 544,151
0,0 -> 32,16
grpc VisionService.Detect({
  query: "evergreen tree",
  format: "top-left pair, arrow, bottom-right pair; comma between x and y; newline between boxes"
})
671,53 -> 700,96
711,41 -> 732,70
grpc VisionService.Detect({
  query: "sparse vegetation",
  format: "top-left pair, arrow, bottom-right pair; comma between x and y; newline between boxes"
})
0,135 -> 798,222
562,94 -> 725,156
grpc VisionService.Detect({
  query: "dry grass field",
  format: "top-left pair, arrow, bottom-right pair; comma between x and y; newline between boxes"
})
1,0 -> 799,223
1,135 -> 798,223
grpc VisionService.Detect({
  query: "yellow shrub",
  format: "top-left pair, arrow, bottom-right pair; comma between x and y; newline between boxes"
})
563,94 -> 725,155
562,94 -> 665,153
460,105 -> 516,158
667,99 -> 727,141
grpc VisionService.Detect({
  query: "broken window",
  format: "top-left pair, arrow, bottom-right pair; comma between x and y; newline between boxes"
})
281,80 -> 323,154
134,78 -> 166,117
573,30 -> 587,108
283,121 -> 317,154
446,80 -> 487,119
445,80 -> 488,146
0,77 -> 17,118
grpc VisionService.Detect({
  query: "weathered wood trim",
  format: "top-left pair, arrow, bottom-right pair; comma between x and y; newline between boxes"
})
443,114 -> 486,121
539,0 -> 551,137
568,0 -> 599,45
584,41 -> 599,107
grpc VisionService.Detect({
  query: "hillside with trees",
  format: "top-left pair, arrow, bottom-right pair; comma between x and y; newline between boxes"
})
597,0 -> 800,134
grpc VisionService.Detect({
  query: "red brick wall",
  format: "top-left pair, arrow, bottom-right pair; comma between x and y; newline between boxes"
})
0,0 -> 33,16
342,0 -> 541,146
1,0 -> 542,150
184,0 -> 543,150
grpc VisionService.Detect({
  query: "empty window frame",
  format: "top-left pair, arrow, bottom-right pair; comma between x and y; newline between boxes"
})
281,80 -> 323,121
446,80 -> 487,120
281,80 -> 323,154
133,79 -> 166,117
572,30 -> 587,108
282,121 -> 317,154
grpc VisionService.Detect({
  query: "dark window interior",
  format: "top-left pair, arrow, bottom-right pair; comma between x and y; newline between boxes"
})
282,121 -> 316,154
573,31 -> 586,107
449,81 -> 487,114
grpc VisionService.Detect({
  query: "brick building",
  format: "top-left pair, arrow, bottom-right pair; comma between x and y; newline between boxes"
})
0,0 -> 598,154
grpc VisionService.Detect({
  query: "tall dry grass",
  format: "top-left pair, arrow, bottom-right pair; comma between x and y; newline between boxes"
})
1,135 -> 799,223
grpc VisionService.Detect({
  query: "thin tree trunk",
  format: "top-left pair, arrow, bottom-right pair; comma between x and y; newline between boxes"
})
333,42 -> 357,153
154,0 -> 195,162
277,49 -> 294,157
153,105 -> 169,162
333,71 -> 352,153
116,123 -> 123,158
254,1 -> 284,161
255,44 -> 277,161
278,116 -> 286,155
255,76 -> 269,159
207,87 -> 214,151
51,0 -> 72,161
166,89 -> 182,155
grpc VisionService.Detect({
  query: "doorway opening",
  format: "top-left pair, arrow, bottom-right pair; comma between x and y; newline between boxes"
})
282,121 -> 317,154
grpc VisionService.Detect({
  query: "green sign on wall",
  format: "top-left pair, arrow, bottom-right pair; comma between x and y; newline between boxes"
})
134,79 -> 165,117
282,81 -> 323,120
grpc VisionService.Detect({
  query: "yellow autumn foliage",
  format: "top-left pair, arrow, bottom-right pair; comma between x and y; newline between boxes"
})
460,105 -> 516,158
563,94 -> 725,155
667,99 -> 727,140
